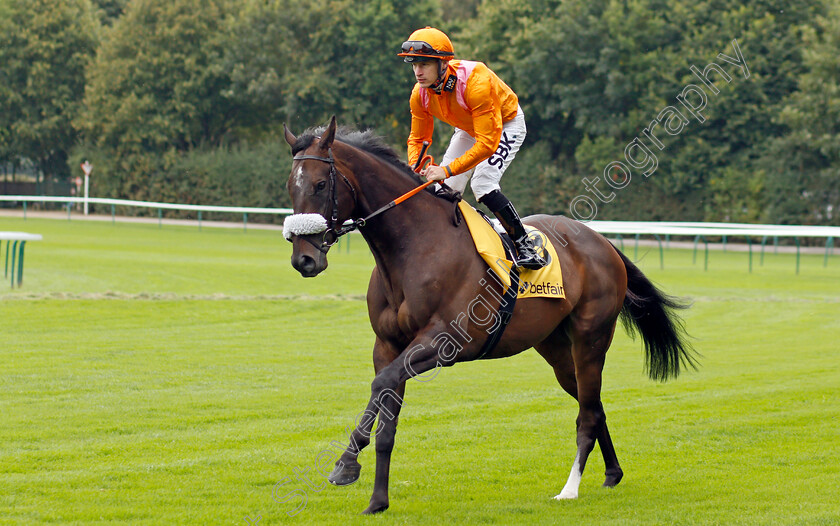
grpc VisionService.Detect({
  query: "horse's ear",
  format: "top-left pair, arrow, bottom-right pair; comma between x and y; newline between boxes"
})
283,124 -> 297,147
318,115 -> 337,150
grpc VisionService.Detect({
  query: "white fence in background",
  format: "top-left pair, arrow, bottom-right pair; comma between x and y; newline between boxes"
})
0,195 -> 292,216
1,195 -> 837,273
586,220 -> 838,273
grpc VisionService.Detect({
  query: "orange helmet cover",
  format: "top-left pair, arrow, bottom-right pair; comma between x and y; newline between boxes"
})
398,26 -> 455,62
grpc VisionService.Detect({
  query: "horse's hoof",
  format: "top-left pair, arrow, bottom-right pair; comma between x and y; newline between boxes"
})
361,502 -> 389,514
327,460 -> 361,486
603,469 -> 623,487
553,489 -> 578,500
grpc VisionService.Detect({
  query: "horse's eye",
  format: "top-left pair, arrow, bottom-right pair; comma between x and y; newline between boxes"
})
316,180 -> 327,192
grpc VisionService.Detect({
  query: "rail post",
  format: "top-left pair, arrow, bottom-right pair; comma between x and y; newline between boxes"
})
654,234 -> 664,269
748,236 -> 752,273
634,233 -> 640,261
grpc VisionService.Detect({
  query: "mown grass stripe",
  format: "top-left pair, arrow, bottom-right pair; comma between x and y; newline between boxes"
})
1,216 -> 838,524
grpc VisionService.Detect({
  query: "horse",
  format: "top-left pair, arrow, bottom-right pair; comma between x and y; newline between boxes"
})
282,117 -> 697,514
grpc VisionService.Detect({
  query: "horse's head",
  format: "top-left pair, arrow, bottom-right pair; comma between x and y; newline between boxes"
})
283,116 -> 357,277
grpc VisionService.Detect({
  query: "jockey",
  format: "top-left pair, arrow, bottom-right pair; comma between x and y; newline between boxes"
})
399,26 -> 547,270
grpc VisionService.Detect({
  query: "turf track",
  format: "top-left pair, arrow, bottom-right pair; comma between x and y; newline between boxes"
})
1,217 -> 838,525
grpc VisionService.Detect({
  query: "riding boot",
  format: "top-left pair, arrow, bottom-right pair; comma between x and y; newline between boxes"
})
479,190 -> 548,270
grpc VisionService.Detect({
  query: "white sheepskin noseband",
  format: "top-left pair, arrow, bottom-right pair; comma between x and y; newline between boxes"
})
283,213 -> 328,240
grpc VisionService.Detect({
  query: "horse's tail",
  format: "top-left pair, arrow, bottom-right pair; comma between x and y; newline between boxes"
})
612,244 -> 699,382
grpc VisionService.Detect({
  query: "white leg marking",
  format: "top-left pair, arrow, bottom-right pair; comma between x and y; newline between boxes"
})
554,452 -> 581,500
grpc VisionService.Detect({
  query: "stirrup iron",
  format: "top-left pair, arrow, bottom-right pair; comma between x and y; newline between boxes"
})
513,234 -> 547,270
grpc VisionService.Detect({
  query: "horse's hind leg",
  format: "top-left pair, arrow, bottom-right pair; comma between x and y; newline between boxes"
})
537,320 -> 621,499
538,352 -> 624,489
599,413 -> 623,487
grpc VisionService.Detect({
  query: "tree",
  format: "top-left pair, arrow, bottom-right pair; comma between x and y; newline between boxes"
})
0,0 -> 99,185
458,0 -> 831,221
225,0 -> 441,142
91,0 -> 129,25
0,0 -> 20,176
78,0 -> 241,200
81,0 -> 238,155
665,0 -> 827,222
764,1 -> 840,225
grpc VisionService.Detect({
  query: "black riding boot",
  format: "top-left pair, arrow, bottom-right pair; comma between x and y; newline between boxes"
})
479,190 -> 548,270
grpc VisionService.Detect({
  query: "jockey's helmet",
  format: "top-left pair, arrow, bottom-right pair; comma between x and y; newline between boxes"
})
398,27 -> 455,63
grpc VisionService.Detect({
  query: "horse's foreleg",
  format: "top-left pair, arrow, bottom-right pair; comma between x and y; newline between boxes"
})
330,333 -> 444,514
327,381 -> 405,491
362,379 -> 405,514
328,339 -> 401,488
326,392 -> 379,487
363,341 -> 408,513
363,340 -> 442,513
361,339 -> 444,514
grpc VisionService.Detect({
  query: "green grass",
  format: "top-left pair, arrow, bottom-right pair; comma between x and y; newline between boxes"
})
2,217 -> 839,525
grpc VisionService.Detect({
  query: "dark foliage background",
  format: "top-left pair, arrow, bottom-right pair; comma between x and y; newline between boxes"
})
2,0 -> 838,226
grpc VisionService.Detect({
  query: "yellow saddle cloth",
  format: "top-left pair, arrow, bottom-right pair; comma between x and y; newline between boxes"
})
458,201 -> 565,299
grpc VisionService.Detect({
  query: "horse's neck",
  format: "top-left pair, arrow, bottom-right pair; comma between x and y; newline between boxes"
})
348,153 -> 458,278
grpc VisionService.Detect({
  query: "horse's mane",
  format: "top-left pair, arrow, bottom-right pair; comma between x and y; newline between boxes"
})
292,126 -> 425,185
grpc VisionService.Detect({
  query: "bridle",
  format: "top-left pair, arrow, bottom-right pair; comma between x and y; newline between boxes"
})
290,141 -> 443,253
292,148 -> 360,253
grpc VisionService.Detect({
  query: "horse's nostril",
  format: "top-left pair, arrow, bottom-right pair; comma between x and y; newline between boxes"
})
292,253 -> 322,277
300,256 -> 316,273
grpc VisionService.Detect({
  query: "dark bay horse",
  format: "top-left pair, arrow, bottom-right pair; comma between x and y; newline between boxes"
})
283,117 -> 697,514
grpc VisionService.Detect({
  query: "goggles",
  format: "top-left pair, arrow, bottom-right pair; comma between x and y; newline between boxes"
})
400,40 -> 453,58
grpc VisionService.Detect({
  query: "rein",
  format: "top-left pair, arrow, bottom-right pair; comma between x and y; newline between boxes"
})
291,142 -> 438,252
